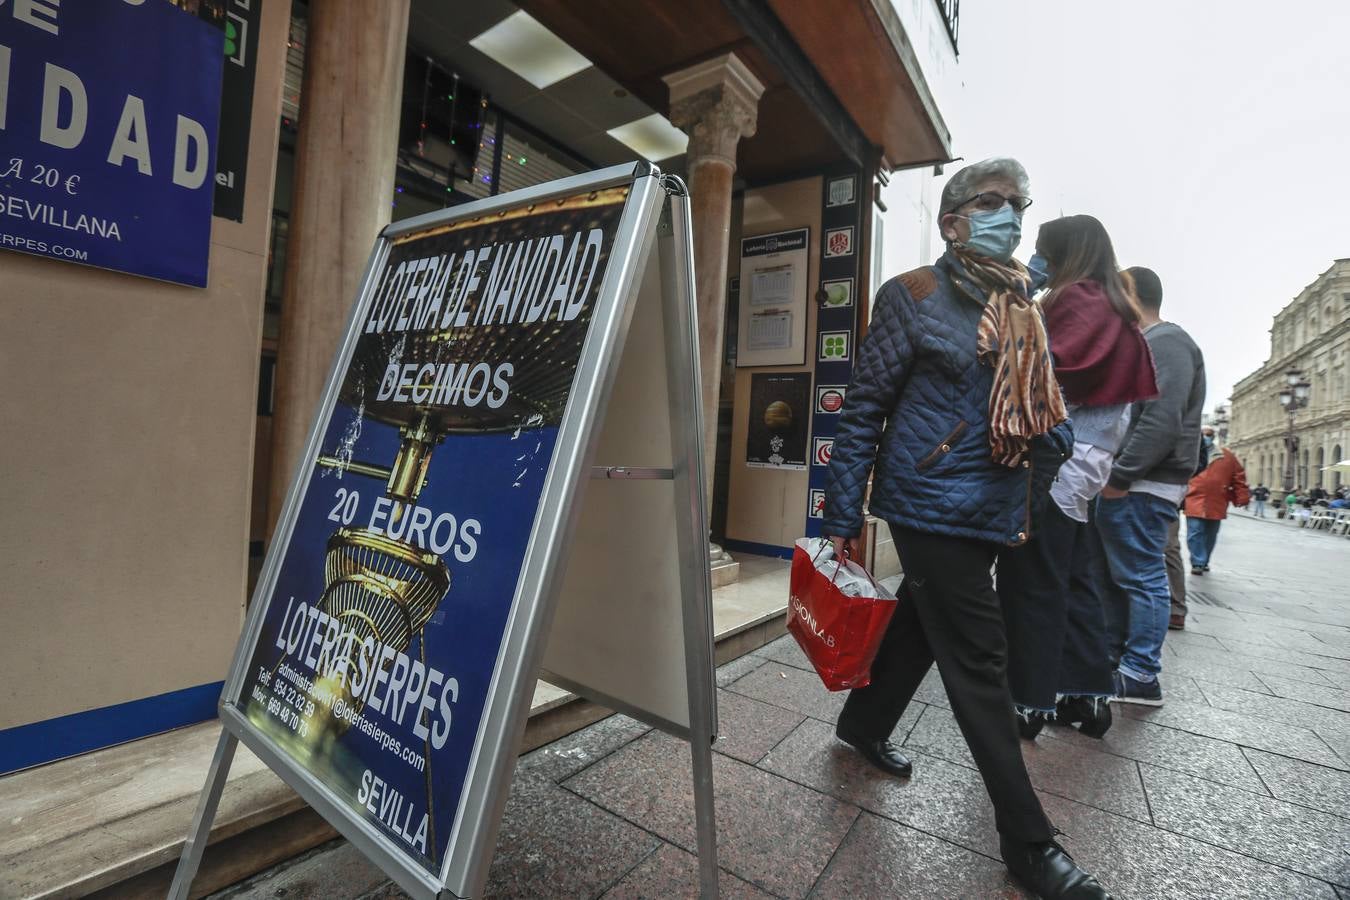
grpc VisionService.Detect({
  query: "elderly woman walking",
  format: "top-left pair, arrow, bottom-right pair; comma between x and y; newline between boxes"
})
997,216 -> 1158,741
824,159 -> 1111,900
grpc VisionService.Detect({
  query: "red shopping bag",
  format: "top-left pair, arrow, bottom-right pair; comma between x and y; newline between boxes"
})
787,538 -> 898,691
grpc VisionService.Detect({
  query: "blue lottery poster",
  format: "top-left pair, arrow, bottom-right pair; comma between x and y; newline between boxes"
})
234,188 -> 630,872
0,1 -> 223,286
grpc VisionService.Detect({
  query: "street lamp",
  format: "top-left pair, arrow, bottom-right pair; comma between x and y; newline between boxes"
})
1211,403 -> 1230,446
1277,368 -> 1310,492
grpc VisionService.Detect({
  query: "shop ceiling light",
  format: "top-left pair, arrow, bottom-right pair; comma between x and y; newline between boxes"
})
607,114 -> 689,162
469,11 -> 591,89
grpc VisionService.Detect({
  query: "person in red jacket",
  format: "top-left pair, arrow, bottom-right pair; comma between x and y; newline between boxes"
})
1184,446 -> 1250,575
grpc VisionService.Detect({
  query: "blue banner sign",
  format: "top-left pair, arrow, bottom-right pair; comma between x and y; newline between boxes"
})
0,0 -> 224,287
233,189 -> 630,872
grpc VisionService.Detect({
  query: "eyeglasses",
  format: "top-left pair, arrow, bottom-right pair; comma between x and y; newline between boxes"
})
953,192 -> 1033,214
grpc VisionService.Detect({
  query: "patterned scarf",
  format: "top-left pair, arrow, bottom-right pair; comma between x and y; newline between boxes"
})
953,247 -> 1068,467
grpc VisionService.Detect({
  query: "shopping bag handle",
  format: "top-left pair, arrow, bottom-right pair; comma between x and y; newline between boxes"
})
811,540 -> 848,586
811,537 -> 893,596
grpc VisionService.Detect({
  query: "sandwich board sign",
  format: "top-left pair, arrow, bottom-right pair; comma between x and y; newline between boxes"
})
170,163 -> 720,899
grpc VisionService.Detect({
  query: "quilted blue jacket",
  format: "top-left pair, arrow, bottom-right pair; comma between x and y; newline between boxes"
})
823,251 -> 1072,546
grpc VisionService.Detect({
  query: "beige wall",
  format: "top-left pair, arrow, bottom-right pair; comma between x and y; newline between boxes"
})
0,0 -> 293,729
724,176 -> 822,549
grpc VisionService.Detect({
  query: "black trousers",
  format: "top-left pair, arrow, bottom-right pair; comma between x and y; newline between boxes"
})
997,503 -> 1115,714
838,526 -> 1053,843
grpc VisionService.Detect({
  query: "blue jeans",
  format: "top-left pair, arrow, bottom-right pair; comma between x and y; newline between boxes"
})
1253,499 -> 1266,517
1187,517 -> 1222,569
1095,492 -> 1177,683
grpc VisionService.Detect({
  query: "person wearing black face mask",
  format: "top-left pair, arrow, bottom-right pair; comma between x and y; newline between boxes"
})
823,159 -> 1111,900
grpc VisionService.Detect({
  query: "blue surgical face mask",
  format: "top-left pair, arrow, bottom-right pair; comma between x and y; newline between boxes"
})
1027,252 -> 1052,292
962,205 -> 1022,262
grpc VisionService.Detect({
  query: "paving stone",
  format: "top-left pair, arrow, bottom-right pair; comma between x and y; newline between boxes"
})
902,704 -> 974,768
1160,654 -> 1277,692
1019,729 -> 1152,823
1037,794 -> 1339,900
1216,637 -> 1350,677
485,772 -> 660,899
759,717 -> 1001,856
914,667 -> 950,708
1113,696 -> 1348,769
1175,644 -> 1344,688
1040,714 -> 1268,794
752,633 -> 797,658
1186,619 -> 1334,655
1140,764 -> 1350,887
1239,609 -> 1350,637
1243,747 -> 1350,819
517,713 -> 651,782
712,688 -> 805,765
725,661 -> 846,724
599,843 -> 775,899
757,633 -> 813,672
1195,680 -> 1350,738
1313,728 -> 1350,769
1161,628 -> 1230,652
564,730 -> 858,899
1305,634 -> 1350,660
1162,674 -> 1215,704
810,812 -> 1028,899
716,651 -> 770,688
1256,672 -> 1350,713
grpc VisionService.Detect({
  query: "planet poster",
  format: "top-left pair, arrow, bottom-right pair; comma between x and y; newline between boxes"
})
746,372 -> 812,470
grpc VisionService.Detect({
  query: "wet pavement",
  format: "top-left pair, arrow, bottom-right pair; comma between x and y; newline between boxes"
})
215,515 -> 1350,899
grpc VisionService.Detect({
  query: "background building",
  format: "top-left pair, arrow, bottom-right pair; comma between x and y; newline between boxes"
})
1227,259 -> 1350,492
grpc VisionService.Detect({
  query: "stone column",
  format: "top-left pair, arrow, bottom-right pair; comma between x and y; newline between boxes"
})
267,0 -> 410,536
665,55 -> 764,585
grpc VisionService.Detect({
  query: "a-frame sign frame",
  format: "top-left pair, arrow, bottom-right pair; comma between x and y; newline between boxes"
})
170,163 -> 719,899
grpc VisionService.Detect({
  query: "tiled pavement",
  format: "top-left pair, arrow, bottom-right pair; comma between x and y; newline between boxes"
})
217,516 -> 1350,898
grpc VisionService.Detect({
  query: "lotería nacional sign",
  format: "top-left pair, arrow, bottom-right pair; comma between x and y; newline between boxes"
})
0,0 -> 224,287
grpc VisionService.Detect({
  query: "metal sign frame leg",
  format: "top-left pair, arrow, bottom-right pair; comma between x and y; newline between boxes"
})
662,177 -> 720,900
167,728 -> 239,900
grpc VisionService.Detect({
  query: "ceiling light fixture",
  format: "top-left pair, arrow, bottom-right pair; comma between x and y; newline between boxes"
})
606,113 -> 689,162
468,11 -> 591,89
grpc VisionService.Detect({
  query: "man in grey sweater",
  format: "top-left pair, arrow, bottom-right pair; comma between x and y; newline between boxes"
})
1096,267 -> 1206,705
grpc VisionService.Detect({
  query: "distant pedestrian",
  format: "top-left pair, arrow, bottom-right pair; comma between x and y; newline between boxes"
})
997,215 -> 1157,741
1185,448 -> 1250,574
1097,267 -> 1205,707
1284,489 -> 1300,519
1195,426 -> 1215,472
823,158 -> 1109,899
1251,483 -> 1270,517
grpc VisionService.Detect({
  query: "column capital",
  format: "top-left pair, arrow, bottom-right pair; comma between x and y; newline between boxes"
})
664,53 -> 765,171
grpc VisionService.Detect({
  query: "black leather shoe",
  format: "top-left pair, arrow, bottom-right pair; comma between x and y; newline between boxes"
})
835,726 -> 912,777
1001,835 -> 1113,899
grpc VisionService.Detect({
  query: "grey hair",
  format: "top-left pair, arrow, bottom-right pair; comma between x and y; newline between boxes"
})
938,158 -> 1030,216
